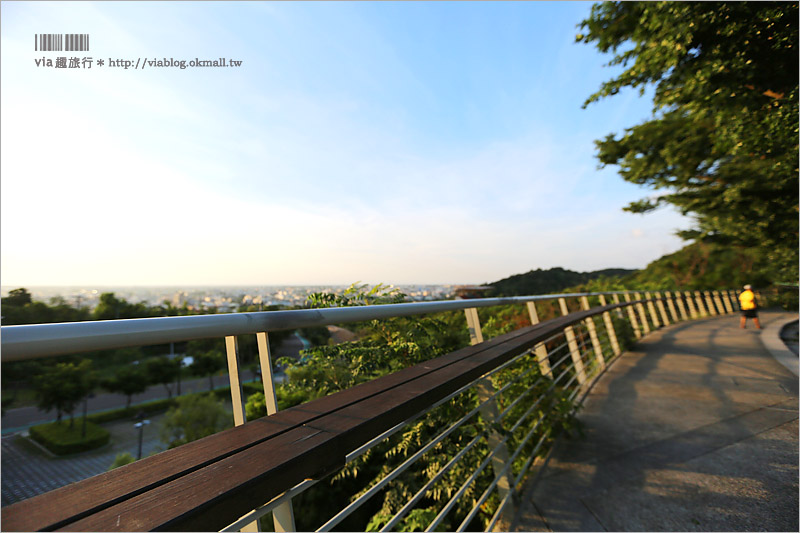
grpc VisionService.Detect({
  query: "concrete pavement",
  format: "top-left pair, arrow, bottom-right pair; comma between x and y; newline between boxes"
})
513,310 -> 799,532
1,413 -> 167,506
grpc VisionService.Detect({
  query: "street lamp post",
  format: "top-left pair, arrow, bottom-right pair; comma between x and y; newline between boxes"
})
134,412 -> 151,460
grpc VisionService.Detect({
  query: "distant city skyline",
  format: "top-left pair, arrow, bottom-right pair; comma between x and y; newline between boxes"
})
1,2 -> 689,287
0,283 -> 460,311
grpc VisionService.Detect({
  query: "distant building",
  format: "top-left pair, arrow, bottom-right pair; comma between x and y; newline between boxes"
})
453,285 -> 493,299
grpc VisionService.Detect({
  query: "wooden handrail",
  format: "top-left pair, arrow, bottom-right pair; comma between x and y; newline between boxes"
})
2,302 -> 631,532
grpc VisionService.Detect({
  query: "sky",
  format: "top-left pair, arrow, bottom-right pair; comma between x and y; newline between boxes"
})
1,1 -> 691,287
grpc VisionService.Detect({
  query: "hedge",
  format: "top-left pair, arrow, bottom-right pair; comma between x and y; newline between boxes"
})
85,382 -> 265,425
87,398 -> 178,425
29,420 -> 110,455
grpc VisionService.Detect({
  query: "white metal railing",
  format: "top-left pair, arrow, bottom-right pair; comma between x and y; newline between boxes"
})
0,288 -> 740,532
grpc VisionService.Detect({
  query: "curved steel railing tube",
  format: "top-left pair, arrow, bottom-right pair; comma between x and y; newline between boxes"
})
1,291 -> 623,361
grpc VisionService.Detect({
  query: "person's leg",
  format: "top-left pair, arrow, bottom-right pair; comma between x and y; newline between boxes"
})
753,316 -> 762,329
740,315 -> 747,328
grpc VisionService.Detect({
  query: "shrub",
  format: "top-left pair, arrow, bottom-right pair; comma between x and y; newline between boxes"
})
29,420 -> 110,455
160,393 -> 232,449
109,452 -> 136,470
86,397 -> 177,425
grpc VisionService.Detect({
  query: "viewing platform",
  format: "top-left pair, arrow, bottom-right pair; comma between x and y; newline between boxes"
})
1,290 -> 797,531
513,310 -> 798,531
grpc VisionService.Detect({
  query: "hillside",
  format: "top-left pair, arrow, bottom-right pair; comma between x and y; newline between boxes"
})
487,267 -> 636,296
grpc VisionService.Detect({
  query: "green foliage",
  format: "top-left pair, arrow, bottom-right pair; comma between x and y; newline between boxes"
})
264,284 -> 583,531
189,349 -> 225,390
572,242 -> 776,293
102,365 -> 149,409
1,288 -> 90,325
93,292 -> 159,320
29,420 -> 110,455
3,288 -> 32,306
159,393 -> 232,449
33,359 -> 95,426
144,356 -> 180,398
579,1 -> 798,281
298,326 -> 332,347
87,383 -> 260,425
109,452 -> 136,470
488,267 -> 636,296
87,397 -> 177,425
306,282 -> 407,308
245,391 -> 268,420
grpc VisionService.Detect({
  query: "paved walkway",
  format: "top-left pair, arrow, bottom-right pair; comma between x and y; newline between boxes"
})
513,310 -> 799,532
1,414 -> 166,506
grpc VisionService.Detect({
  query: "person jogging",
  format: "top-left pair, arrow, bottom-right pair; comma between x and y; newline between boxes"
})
739,284 -> 762,329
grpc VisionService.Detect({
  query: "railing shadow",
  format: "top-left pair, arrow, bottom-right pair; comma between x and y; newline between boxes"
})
516,312 -> 799,532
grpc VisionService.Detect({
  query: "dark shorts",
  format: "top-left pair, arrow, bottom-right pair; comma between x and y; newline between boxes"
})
742,309 -> 758,318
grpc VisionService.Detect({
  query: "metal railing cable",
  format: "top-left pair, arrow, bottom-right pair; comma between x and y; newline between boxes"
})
226,332 -> 568,532
315,331 -> 571,531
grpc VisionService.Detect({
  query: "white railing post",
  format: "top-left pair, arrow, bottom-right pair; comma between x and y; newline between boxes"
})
225,336 -> 262,533
633,293 -> 652,334
464,308 -> 515,525
558,298 -> 586,384
644,292 -> 662,328
693,291 -> 708,317
729,290 -> 740,311
464,308 -> 483,345
718,290 -> 729,313
624,292 -> 643,339
714,291 -> 728,314
525,302 -> 552,379
598,295 -> 621,357
653,292 -> 671,326
664,291 -> 680,322
684,291 -> 698,319
611,293 -> 625,319
704,291 -> 718,316
256,332 -> 297,532
475,378 -> 516,527
225,336 -> 247,426
580,296 -> 606,371
727,290 -> 735,313
671,291 -> 689,321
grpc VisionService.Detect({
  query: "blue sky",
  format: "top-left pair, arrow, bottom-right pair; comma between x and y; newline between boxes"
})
1,1 -> 690,286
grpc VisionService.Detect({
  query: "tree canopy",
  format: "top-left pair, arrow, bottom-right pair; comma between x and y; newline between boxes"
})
102,366 -> 149,409
33,359 -> 95,425
578,1 -> 798,281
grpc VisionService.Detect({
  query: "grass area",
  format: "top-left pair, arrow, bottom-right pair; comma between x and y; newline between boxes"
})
29,420 -> 110,455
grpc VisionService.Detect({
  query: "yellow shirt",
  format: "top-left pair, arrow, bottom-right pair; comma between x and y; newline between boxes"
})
739,290 -> 756,310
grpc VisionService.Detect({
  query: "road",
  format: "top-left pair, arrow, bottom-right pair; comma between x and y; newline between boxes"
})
1,332 -> 307,433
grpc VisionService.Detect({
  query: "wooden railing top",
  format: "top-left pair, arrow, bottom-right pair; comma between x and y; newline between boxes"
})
1,303 -> 630,532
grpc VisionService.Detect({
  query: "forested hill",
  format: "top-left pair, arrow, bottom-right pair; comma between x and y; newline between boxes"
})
487,267 -> 636,296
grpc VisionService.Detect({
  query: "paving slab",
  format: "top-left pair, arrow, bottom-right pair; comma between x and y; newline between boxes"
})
513,311 -> 799,532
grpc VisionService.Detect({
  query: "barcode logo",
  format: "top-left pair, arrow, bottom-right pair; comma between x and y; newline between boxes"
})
35,34 -> 89,52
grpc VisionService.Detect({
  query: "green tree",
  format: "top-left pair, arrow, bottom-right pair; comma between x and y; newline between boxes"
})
33,359 -> 94,426
102,366 -> 149,409
578,2 -> 798,281
93,292 -> 155,320
144,356 -> 180,398
190,350 -> 225,391
1,288 -> 90,325
159,393 -> 231,449
2,288 -> 32,307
